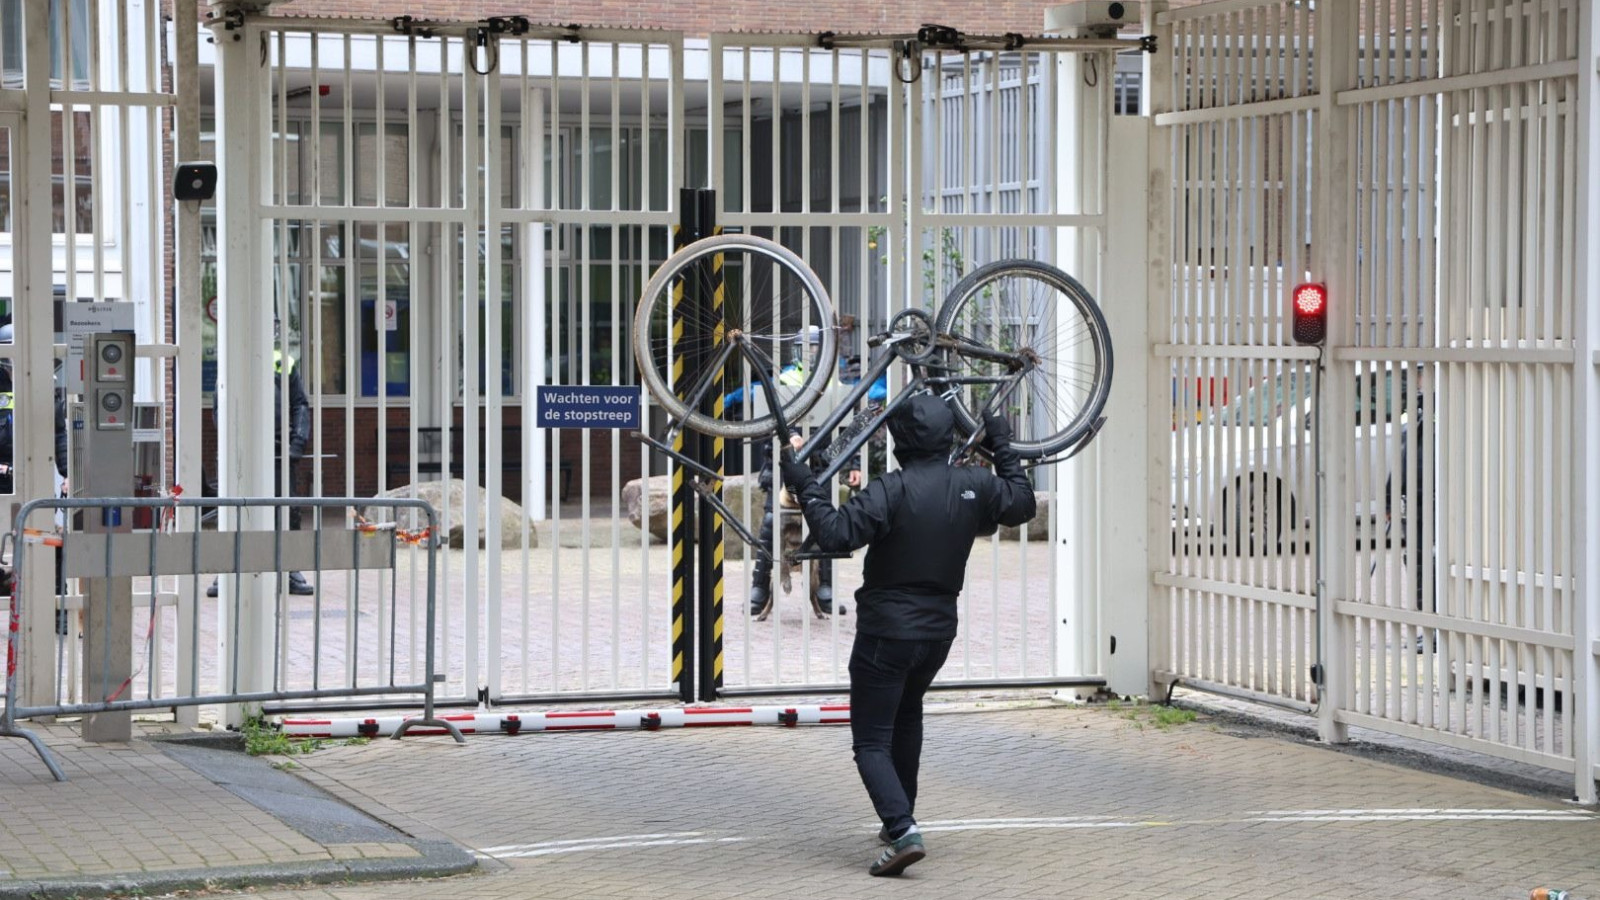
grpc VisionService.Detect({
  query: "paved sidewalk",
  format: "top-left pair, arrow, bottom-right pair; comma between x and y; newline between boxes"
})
0,722 -> 472,900
3,702 -> 1599,899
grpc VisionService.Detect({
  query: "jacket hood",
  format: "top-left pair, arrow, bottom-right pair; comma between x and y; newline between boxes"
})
889,393 -> 954,464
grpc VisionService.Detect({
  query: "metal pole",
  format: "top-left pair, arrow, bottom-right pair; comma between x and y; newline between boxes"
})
695,188 -> 723,702
212,12 -> 274,723
1572,0 -> 1600,805
671,189 -> 699,703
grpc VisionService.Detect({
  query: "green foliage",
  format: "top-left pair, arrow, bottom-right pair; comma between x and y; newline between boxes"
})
241,715 -> 323,756
1101,699 -> 1199,732
240,716 -> 377,757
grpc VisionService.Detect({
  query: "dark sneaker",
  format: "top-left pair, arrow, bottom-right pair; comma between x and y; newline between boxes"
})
749,584 -> 772,618
288,572 -> 314,596
869,831 -> 924,877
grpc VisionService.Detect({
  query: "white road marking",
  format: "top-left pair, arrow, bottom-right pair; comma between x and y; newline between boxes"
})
929,822 -> 1153,832
1249,812 -> 1598,823
477,833 -> 746,859
477,808 -> 1600,861
1251,808 -> 1595,818
1248,807 -> 1600,819
479,832 -> 705,854
861,809 -> 1599,835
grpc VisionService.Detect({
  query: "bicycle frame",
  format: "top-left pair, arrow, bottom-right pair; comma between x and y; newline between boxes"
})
636,323 -> 1044,565
776,333 -> 1030,486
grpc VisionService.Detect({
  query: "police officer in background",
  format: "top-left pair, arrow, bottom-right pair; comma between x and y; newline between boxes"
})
747,325 -> 861,618
0,321 -> 68,497
207,340 -> 314,597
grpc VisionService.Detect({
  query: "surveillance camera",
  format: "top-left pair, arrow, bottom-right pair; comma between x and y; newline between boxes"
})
1044,2 -> 1142,39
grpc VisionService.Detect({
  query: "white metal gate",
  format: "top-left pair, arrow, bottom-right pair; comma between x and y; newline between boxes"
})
1152,0 -> 1594,798
240,18 -> 688,706
230,16 -> 1119,705
0,0 -> 183,714
706,33 -> 1115,694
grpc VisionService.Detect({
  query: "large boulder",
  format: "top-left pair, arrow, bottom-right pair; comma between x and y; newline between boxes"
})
369,480 -> 536,549
623,474 -> 762,558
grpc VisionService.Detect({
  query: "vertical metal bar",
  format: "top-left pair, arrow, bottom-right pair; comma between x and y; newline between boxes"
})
546,36 -> 562,694
627,43 -> 650,690
518,39 -> 535,696
1570,0 -> 1600,799
609,42 -> 623,690
433,35 -> 454,697
485,36 -> 505,701
401,35 -> 419,681
462,43 -> 482,698
340,34 -> 359,687
735,41 -> 754,690
577,40 -> 592,691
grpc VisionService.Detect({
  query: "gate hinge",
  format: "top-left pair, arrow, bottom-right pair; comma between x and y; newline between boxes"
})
391,15 -> 445,39
485,16 -> 532,36
1309,663 -> 1324,686
1140,34 -> 1159,54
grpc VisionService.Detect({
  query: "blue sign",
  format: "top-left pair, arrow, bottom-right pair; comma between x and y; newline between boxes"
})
536,385 -> 641,429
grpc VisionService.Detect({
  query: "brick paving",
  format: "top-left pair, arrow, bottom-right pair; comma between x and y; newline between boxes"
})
5,702 -> 1593,900
282,701 -> 1599,900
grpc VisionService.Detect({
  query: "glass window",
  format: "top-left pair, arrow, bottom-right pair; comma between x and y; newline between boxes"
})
354,122 -> 410,207
313,263 -> 346,395
1,0 -> 91,90
355,223 -> 411,396
0,121 -> 11,232
51,110 -> 93,235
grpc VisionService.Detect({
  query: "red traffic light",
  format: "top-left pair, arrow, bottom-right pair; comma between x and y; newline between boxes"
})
1291,282 -> 1327,345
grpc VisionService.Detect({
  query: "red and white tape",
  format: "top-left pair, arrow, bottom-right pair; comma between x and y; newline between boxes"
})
280,704 -> 852,739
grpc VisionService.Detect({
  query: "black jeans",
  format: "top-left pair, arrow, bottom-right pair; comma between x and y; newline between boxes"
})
848,632 -> 953,838
279,456 -> 303,531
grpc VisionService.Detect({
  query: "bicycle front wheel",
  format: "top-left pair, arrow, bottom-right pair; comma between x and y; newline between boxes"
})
633,234 -> 837,440
934,259 -> 1113,459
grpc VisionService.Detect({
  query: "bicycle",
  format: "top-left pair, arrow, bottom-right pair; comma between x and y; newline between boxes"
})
632,233 -> 1113,574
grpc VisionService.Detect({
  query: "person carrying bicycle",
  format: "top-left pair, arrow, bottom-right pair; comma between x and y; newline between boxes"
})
777,392 -> 1035,876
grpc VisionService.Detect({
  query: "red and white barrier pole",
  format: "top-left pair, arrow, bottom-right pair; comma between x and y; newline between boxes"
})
280,704 -> 852,740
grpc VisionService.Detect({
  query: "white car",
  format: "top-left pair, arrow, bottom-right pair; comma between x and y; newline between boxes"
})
1172,364 -> 1423,555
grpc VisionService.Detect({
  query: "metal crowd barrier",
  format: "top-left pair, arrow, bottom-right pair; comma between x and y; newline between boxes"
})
1,496 -> 463,781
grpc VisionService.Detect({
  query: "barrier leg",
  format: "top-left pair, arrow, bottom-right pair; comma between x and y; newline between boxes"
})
0,722 -> 69,781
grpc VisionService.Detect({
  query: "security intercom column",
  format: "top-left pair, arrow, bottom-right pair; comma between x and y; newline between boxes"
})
72,331 -> 135,742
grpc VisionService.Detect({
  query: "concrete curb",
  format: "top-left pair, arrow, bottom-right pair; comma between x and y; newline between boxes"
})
0,840 -> 476,900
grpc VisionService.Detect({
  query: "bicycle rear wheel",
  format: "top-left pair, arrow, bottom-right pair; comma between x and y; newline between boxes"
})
934,259 -> 1113,459
633,234 -> 837,440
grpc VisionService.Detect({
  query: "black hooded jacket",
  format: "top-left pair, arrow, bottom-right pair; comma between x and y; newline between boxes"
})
790,393 -> 1036,640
